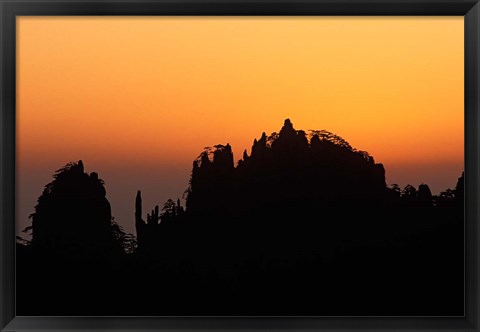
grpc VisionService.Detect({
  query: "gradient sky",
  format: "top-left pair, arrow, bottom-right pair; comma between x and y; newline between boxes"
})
17,16 -> 464,236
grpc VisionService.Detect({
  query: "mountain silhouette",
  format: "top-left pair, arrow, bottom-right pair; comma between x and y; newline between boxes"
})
29,160 -> 124,260
135,119 -> 451,252
187,118 -> 386,216
16,119 -> 464,316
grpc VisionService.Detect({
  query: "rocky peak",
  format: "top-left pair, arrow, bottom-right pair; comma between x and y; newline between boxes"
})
279,118 -> 296,139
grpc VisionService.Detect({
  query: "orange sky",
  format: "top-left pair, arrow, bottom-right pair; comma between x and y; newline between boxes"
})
16,17 -> 464,236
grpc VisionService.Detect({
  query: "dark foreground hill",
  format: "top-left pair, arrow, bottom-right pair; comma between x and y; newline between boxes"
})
17,119 -> 464,316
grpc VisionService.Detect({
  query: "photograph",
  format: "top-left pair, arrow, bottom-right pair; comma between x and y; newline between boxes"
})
14,16 -> 465,316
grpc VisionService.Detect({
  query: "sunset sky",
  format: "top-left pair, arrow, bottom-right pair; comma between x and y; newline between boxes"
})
17,16 -> 464,236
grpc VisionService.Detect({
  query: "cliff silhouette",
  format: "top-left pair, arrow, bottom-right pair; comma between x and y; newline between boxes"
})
16,119 -> 464,316
29,160 -> 126,260
187,119 -> 386,215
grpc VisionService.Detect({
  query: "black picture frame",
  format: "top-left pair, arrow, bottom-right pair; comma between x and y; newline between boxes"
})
1,0 -> 479,331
